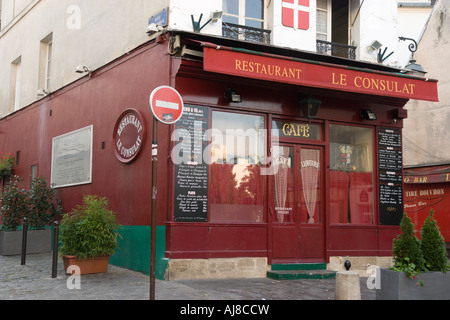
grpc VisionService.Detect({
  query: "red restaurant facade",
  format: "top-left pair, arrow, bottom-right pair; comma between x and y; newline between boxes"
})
0,31 -> 439,279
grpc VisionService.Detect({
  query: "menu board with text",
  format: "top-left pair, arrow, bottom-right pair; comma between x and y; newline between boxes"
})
173,105 -> 209,222
378,128 -> 403,225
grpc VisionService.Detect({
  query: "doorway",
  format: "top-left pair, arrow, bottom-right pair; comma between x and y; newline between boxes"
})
270,144 -> 325,263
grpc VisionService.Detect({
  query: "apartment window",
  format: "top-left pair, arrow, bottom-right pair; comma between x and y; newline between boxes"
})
316,0 -> 331,41
223,0 -> 264,28
9,56 -> 22,112
222,0 -> 270,44
39,33 -> 53,92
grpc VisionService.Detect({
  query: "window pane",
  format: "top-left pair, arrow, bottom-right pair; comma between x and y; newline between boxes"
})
317,0 -> 328,10
223,0 -> 239,15
223,15 -> 239,24
329,125 -> 374,224
245,18 -> 263,28
209,112 -> 265,223
246,0 -> 263,20
300,148 -> 321,223
316,10 -> 328,34
273,146 -> 294,223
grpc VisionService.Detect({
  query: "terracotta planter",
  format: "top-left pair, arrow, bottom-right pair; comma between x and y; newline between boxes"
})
63,255 -> 110,275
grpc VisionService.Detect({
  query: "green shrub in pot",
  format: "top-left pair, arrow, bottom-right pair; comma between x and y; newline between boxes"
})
59,195 -> 121,259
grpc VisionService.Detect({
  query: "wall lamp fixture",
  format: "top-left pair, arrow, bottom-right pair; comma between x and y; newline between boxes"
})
224,88 -> 242,103
360,108 -> 377,121
299,94 -> 321,122
75,65 -> 92,74
37,89 -> 50,97
191,11 -> 223,32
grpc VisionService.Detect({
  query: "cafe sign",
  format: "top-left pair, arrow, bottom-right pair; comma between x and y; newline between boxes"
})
113,109 -> 146,163
202,44 -> 439,102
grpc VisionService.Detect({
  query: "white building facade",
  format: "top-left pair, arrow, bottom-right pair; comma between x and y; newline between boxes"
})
1,0 -> 421,118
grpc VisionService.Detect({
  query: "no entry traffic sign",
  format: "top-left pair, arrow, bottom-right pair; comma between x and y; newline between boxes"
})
149,86 -> 184,124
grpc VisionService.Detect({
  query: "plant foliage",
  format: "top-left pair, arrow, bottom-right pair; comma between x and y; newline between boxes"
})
0,176 -> 62,231
59,195 -> 121,259
28,177 -> 63,230
391,213 -> 425,282
420,209 -> 449,272
0,176 -> 29,231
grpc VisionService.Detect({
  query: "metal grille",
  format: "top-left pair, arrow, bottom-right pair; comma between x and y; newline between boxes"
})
222,22 -> 271,44
316,40 -> 357,60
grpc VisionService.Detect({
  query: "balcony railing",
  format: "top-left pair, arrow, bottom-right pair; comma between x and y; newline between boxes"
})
222,22 -> 271,45
316,40 -> 357,60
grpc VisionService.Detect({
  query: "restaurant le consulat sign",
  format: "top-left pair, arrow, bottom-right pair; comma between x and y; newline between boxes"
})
113,109 -> 145,164
202,44 -> 439,102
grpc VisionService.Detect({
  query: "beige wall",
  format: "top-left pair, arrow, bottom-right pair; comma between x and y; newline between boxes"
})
0,0 -> 168,116
403,0 -> 450,166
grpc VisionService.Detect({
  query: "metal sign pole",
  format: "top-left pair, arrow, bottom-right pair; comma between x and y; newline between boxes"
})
148,85 -> 184,301
150,117 -> 157,300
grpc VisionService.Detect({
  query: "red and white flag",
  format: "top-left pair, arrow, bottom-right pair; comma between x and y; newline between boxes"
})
282,0 -> 310,31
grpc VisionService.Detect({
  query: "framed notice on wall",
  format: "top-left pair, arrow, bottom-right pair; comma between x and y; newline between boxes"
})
51,125 -> 93,188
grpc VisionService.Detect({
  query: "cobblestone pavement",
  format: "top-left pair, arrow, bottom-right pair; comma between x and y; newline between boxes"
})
0,253 -> 376,301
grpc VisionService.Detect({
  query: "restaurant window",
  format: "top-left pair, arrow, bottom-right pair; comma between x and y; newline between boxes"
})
209,111 -> 265,222
329,125 -> 374,224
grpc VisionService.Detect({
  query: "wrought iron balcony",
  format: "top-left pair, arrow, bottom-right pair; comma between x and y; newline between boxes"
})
222,22 -> 271,45
316,40 -> 357,60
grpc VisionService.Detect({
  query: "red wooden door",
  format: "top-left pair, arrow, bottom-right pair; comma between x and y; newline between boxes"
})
270,144 -> 325,263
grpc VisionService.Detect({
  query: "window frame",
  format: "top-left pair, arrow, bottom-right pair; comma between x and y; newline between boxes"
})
222,0 -> 268,30
328,123 -> 377,225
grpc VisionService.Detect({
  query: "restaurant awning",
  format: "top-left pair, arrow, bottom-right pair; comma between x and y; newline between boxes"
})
201,42 -> 439,102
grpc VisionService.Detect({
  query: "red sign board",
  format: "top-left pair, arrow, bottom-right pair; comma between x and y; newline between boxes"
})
113,109 -> 145,164
203,46 -> 439,102
404,183 -> 450,241
150,86 -> 184,124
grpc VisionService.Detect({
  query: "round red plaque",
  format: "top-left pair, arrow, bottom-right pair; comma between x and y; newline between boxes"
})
113,109 -> 146,163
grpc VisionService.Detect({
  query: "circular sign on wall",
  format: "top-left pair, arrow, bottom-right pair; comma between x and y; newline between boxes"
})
149,86 -> 184,124
113,109 -> 146,164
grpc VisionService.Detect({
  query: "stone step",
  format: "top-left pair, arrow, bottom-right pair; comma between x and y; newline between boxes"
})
267,269 -> 337,280
267,263 -> 336,280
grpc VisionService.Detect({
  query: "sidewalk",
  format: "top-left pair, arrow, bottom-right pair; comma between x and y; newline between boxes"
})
0,253 -> 376,300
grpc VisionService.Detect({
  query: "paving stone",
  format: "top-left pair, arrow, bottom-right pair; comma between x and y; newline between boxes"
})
0,253 -> 376,301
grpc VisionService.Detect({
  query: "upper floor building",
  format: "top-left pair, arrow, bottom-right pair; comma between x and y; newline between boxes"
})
0,0 -> 435,117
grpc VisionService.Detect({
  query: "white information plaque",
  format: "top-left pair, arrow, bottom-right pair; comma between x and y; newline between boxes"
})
51,125 -> 93,188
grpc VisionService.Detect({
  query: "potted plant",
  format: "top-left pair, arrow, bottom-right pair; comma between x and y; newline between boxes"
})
0,150 -> 14,178
0,176 -> 61,255
376,210 -> 450,300
59,195 -> 121,275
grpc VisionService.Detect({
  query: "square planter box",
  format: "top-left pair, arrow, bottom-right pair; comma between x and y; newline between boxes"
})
376,268 -> 450,300
0,229 -> 52,256
63,255 -> 110,275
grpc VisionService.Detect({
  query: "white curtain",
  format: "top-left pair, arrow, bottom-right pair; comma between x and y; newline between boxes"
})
301,149 -> 320,223
274,147 -> 290,223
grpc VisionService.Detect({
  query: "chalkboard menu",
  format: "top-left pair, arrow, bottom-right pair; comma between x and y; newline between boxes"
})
173,105 -> 209,222
378,128 -> 403,225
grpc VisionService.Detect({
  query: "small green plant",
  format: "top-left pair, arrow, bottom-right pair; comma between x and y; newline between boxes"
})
391,213 -> 425,284
0,176 -> 29,231
420,209 -> 449,273
59,195 -> 121,259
